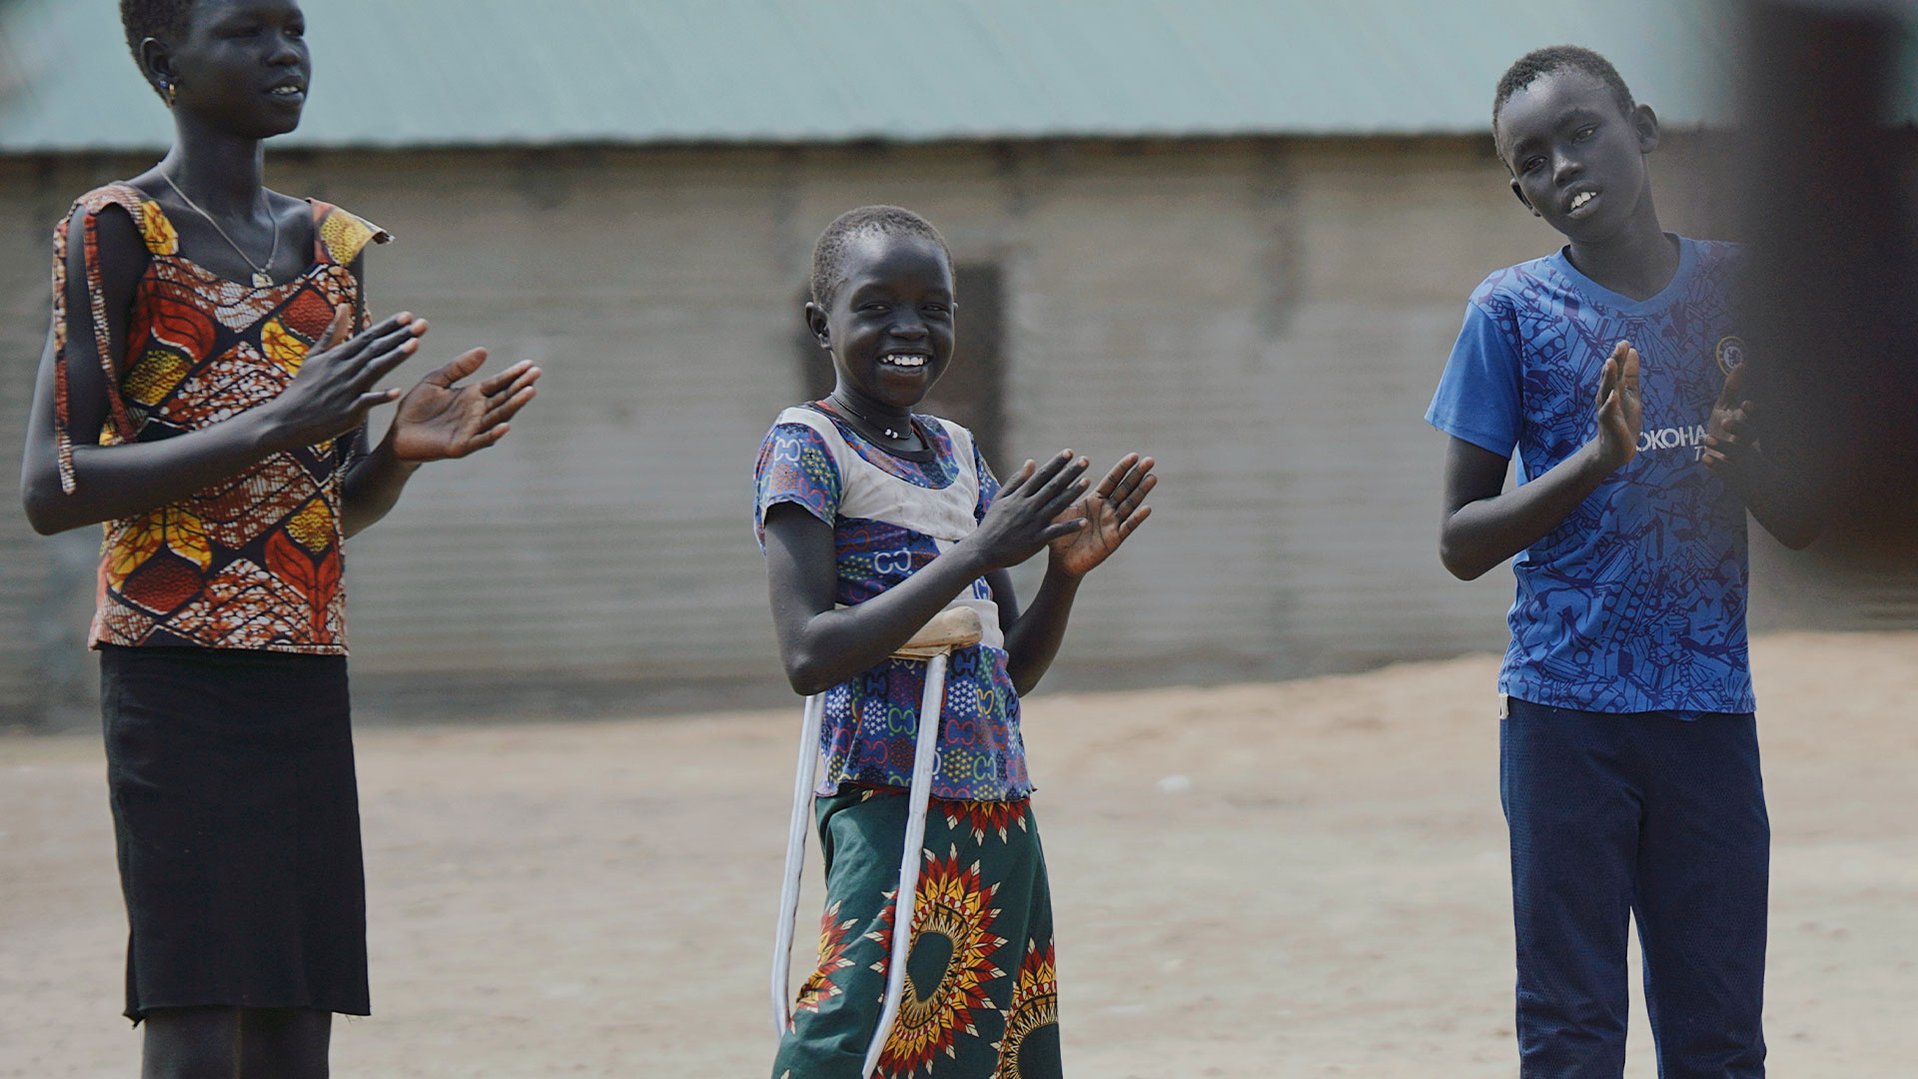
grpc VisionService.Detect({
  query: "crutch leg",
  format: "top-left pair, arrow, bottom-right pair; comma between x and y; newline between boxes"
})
862,649 -> 951,1077
771,692 -> 825,1036
861,607 -> 984,1077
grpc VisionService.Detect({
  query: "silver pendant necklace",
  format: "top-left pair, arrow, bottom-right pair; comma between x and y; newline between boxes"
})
161,173 -> 282,288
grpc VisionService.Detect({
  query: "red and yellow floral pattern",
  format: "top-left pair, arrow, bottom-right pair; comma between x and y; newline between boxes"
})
870,847 -> 1009,1076
792,899 -> 861,1020
53,184 -> 389,653
948,799 -> 1030,845
991,941 -> 1060,1079
776,789 -> 1059,1079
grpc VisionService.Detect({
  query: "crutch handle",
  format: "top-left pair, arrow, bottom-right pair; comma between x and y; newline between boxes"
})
891,606 -> 985,659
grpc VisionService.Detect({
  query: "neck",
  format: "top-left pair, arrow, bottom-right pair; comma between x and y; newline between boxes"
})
829,387 -> 912,427
160,119 -> 269,217
1565,199 -> 1677,302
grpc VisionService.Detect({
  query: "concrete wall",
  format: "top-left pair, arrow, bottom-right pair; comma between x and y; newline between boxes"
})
0,135 -> 1865,727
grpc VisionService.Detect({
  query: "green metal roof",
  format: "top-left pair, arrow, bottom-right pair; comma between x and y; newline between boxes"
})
0,0 -> 1900,153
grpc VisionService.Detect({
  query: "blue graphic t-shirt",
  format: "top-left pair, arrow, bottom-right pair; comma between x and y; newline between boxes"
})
754,403 -> 1031,801
1426,237 -> 1755,715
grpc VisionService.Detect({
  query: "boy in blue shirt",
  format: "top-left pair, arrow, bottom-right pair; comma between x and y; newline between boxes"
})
1427,46 -> 1819,1077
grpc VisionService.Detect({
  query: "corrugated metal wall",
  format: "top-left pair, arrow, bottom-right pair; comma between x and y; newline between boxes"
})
2,137 -> 1906,726
0,182 -> 47,726
1,165 -> 109,725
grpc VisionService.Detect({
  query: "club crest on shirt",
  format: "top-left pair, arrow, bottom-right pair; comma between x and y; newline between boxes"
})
1716,335 -> 1747,375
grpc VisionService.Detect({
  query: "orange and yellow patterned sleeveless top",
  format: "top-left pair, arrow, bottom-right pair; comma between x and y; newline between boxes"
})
52,183 -> 391,654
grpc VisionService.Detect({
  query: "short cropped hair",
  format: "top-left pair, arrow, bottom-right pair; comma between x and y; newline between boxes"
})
1493,45 -> 1636,147
120,0 -> 196,98
809,205 -> 953,307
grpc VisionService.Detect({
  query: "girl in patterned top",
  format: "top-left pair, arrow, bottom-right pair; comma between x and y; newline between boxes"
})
756,205 -> 1156,1079
19,1 -> 539,1074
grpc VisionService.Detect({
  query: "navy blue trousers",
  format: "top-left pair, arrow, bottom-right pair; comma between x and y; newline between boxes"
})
1501,697 -> 1769,1078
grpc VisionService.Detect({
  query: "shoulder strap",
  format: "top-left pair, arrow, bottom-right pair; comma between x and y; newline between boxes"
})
310,202 -> 393,268
50,185 -> 158,492
73,184 -> 180,257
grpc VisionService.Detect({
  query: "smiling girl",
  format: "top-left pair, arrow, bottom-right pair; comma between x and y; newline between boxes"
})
18,1 -> 538,1074
756,206 -> 1156,1078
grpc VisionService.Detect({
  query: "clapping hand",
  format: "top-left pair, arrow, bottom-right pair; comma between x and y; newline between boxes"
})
968,451 -> 1094,572
387,345 -> 542,462
1048,453 -> 1156,578
1702,363 -> 1753,475
269,307 -> 428,450
1593,340 -> 1643,471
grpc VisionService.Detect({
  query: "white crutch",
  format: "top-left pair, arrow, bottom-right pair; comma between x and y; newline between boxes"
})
771,606 -> 986,1077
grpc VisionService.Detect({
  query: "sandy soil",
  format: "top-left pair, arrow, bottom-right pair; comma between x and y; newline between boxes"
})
2,632 -> 1914,1078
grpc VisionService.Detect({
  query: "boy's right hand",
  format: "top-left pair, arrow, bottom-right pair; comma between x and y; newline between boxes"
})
1591,340 -> 1643,471
263,307 -> 427,450
967,450 -> 1093,572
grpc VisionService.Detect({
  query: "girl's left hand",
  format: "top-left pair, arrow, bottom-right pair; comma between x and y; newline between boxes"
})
1048,453 -> 1156,577
388,351 -> 542,461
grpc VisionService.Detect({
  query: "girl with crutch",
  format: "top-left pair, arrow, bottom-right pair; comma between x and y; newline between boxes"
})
754,205 -> 1155,1078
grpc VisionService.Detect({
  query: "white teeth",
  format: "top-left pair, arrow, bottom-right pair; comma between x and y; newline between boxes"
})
1572,191 -> 1595,210
882,355 -> 928,368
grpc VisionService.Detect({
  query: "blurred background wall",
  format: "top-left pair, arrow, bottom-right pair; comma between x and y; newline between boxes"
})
2,1 -> 1913,728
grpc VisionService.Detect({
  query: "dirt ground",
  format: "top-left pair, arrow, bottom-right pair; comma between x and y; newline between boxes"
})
2,631 -> 1914,1078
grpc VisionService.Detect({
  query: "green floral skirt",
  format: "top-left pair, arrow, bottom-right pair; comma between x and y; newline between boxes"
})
774,786 -> 1062,1079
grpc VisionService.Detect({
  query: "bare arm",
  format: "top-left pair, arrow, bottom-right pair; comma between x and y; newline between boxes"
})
1439,342 -> 1642,580
763,451 -> 1091,696
764,506 -> 999,696
338,429 -> 419,538
21,205 -> 428,535
992,566 -> 1070,698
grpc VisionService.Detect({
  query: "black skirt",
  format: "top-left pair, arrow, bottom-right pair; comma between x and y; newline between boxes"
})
100,645 -> 368,1021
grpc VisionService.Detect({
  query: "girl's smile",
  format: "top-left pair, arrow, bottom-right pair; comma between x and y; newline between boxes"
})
807,229 -> 957,419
